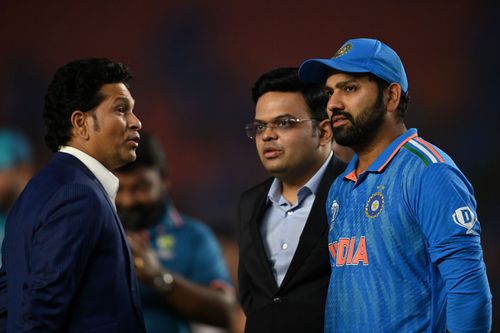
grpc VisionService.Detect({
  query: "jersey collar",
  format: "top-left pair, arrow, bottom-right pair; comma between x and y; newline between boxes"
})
344,128 -> 418,182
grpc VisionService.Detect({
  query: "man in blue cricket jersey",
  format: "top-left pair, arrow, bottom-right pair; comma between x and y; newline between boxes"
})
299,38 -> 492,332
0,129 -> 34,263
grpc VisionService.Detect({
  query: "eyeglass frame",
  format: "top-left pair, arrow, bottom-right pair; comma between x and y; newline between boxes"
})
244,116 -> 318,139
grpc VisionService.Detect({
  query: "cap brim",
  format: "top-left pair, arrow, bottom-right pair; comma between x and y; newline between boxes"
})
299,58 -> 371,83
299,59 -> 338,83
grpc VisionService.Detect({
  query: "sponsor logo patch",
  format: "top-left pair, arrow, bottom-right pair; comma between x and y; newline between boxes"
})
156,234 -> 175,259
452,206 -> 477,235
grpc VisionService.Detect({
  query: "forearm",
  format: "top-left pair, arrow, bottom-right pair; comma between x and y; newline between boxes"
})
148,271 -> 237,327
445,264 -> 492,333
435,244 -> 492,333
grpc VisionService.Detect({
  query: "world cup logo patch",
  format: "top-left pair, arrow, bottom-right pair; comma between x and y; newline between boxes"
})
365,192 -> 384,219
330,200 -> 340,230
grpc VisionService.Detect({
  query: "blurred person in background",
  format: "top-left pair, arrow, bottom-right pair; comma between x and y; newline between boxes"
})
115,132 -> 238,333
238,67 -> 346,333
0,128 -> 35,261
299,37 -> 492,332
0,58 -> 146,332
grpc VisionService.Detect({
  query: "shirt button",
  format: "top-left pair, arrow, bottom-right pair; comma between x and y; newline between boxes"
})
282,243 -> 288,250
286,211 -> 294,216
273,297 -> 282,304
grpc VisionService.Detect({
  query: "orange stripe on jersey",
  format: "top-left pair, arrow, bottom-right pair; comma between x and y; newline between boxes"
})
414,137 -> 445,162
377,132 -> 418,172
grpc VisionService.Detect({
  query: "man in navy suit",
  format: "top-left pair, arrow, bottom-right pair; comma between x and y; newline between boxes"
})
0,58 -> 146,332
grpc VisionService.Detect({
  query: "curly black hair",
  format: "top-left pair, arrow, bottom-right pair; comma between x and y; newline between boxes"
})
43,58 -> 133,152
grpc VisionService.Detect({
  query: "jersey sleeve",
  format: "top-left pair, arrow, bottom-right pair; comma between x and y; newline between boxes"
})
185,221 -> 232,290
410,163 -> 492,332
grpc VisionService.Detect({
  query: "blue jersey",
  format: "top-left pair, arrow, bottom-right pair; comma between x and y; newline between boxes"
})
325,128 -> 491,333
140,202 -> 232,333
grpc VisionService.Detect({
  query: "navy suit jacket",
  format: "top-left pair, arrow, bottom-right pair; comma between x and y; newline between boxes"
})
0,152 -> 146,333
238,157 -> 345,333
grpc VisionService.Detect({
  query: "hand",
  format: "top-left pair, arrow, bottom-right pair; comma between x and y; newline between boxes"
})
127,230 -> 163,286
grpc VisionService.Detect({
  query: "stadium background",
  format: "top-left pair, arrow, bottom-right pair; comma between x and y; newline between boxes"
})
1,0 -> 498,329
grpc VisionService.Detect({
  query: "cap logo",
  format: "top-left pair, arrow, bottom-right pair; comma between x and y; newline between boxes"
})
332,43 -> 352,59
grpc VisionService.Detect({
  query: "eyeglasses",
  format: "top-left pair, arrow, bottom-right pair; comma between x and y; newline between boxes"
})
245,117 -> 315,139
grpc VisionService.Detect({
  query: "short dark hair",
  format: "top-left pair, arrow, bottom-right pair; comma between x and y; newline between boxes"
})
252,67 -> 328,121
396,91 -> 409,120
115,132 -> 166,177
348,73 -> 409,121
43,58 -> 133,152
369,74 -> 409,121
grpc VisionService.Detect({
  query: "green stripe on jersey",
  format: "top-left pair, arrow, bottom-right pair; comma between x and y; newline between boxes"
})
403,144 -> 430,166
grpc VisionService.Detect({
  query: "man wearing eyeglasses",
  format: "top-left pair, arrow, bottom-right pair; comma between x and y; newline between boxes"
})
237,67 -> 346,333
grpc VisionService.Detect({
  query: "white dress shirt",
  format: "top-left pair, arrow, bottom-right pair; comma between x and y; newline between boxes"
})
59,146 -> 119,208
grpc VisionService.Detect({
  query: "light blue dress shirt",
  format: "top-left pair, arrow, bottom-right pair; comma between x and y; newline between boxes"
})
260,152 -> 332,286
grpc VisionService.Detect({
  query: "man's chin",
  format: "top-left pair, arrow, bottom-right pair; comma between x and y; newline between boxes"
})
124,151 -> 137,162
114,153 -> 137,169
266,167 -> 289,180
262,161 -> 286,175
334,129 -> 358,147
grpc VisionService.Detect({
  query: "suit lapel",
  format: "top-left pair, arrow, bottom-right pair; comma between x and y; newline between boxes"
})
54,153 -> 143,317
279,157 -> 345,289
81,164 -> 144,318
247,179 -> 280,291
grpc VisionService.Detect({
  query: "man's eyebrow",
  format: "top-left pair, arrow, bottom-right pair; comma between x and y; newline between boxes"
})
112,96 -> 134,105
327,78 -> 359,89
254,113 -> 295,123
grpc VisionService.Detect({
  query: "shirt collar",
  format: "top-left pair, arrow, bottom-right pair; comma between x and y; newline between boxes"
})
344,128 -> 418,182
267,151 -> 333,204
59,146 -> 119,204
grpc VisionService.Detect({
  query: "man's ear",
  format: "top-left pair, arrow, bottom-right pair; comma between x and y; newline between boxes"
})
386,83 -> 402,114
318,118 -> 333,145
70,110 -> 90,140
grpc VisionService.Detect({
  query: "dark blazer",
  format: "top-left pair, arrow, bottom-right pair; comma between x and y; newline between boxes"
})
0,152 -> 146,333
238,157 -> 345,333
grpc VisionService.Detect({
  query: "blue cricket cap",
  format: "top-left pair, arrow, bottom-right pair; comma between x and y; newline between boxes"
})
0,129 -> 33,170
299,38 -> 408,93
